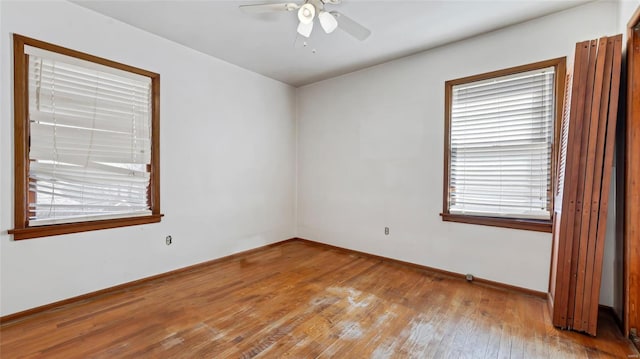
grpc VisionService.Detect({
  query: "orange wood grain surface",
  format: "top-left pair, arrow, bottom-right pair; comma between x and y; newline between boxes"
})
567,39 -> 598,329
572,38 -> 607,332
551,40 -> 591,328
589,34 -> 622,336
1,240 -> 637,358
626,10 -> 640,345
551,35 -> 623,336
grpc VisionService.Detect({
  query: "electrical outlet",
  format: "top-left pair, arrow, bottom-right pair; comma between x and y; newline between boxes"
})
384,227 -> 389,235
166,235 -> 172,245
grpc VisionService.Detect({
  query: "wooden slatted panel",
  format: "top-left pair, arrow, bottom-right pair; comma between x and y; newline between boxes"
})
548,71 -> 574,319
573,37 -> 609,332
550,35 -> 623,336
557,72 -> 573,198
579,36 -> 615,332
587,34 -> 622,335
552,40 -> 592,328
567,39 -> 598,327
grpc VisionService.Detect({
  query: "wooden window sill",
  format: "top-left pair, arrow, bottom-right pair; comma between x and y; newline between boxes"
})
8,214 -> 164,240
440,213 -> 552,233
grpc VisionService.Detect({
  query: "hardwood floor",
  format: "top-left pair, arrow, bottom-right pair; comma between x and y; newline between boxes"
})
1,239 -> 637,358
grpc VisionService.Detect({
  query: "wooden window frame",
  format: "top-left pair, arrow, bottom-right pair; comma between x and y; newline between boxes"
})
9,34 -> 162,240
441,58 -> 566,233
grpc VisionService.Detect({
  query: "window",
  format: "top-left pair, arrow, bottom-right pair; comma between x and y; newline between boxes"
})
10,34 -> 161,240
442,58 -> 566,232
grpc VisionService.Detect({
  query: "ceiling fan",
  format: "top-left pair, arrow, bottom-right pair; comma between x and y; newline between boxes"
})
240,0 -> 371,41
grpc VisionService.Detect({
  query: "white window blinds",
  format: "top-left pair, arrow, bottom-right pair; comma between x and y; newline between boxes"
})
448,67 -> 555,220
26,45 -> 153,226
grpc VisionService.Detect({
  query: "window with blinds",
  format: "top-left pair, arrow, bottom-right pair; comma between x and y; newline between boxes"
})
11,35 -> 161,239
443,59 -> 564,227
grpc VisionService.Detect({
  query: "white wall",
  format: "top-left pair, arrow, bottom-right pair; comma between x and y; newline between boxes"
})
0,1 -> 297,316
619,0 -> 640,36
297,1 -> 619,293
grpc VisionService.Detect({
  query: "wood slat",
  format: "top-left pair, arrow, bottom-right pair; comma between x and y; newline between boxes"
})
580,36 -> 615,333
548,70 -> 573,323
567,39 -> 598,328
552,40 -> 591,328
588,34 -> 623,335
573,37 -> 609,332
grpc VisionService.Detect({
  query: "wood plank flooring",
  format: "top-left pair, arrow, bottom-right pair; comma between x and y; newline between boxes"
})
1,239 -> 637,358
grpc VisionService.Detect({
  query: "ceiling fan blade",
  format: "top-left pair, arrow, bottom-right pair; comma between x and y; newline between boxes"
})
330,11 -> 371,41
297,20 -> 314,38
318,11 -> 338,34
239,2 -> 299,14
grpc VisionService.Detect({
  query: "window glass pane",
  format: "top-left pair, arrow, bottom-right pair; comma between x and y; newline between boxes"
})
27,48 -> 153,226
449,67 -> 555,220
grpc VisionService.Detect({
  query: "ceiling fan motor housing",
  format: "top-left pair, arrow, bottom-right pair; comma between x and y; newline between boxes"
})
298,3 -> 316,24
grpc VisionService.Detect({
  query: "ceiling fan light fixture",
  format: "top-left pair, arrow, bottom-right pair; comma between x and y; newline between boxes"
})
318,11 -> 338,33
297,3 -> 316,24
297,20 -> 314,37
239,1 -> 371,42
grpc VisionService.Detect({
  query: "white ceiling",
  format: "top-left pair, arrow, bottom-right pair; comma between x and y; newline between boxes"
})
73,0 -> 588,87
